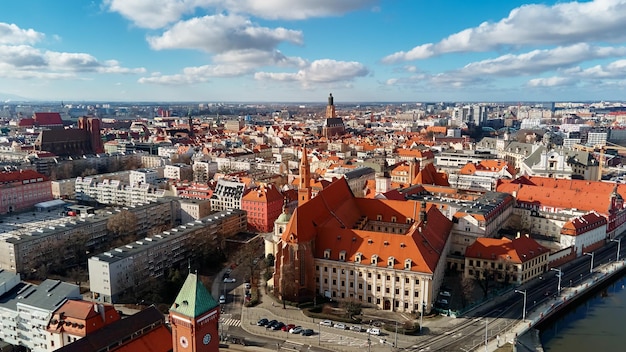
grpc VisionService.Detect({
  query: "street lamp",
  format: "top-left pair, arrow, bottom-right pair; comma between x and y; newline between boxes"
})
515,289 -> 527,321
550,268 -> 562,295
584,252 -> 595,273
611,238 -> 621,261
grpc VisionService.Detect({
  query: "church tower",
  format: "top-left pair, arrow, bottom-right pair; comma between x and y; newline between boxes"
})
298,145 -> 312,206
169,273 -> 220,352
325,93 -> 336,118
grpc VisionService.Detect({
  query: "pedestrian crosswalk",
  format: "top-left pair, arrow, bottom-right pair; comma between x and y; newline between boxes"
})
220,318 -> 241,327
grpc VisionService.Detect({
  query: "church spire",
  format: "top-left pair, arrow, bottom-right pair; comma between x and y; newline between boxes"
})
298,144 -> 312,206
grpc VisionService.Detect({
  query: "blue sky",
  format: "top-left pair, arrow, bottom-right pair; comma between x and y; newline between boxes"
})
3,0 -> 626,102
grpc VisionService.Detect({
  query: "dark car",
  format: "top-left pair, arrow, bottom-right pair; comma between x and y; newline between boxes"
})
266,320 -> 278,328
272,322 -> 285,330
301,329 -> 314,336
257,318 -> 269,326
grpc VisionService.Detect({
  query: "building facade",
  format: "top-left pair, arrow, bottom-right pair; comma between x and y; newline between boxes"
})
0,170 -> 52,214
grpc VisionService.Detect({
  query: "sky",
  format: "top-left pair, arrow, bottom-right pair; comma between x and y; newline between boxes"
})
3,0 -> 626,103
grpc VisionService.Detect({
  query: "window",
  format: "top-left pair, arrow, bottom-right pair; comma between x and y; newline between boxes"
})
385,287 -> 390,293
387,257 -> 394,267
414,291 -> 419,297
386,275 -> 390,280
395,277 -> 400,282
367,284 -> 371,291
332,268 -> 336,273
376,214 -> 382,221
377,274 -> 381,279
355,252 -> 362,263
339,250 -> 346,261
359,283 -> 363,289
367,273 -> 372,278
377,286 -> 381,292
324,249 -> 331,259
404,290 -> 409,296
391,216 -> 397,223
333,280 -> 336,285
395,288 -> 399,294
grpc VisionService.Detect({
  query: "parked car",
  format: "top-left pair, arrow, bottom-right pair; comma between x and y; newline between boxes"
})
282,323 -> 296,332
319,320 -> 333,326
366,328 -> 381,335
245,282 -> 251,289
219,295 -> 226,304
333,323 -> 347,330
350,325 -> 364,332
223,277 -> 236,283
272,322 -> 285,330
257,318 -> 269,326
439,290 -> 451,297
266,320 -> 278,328
301,329 -> 314,336
289,326 -> 303,334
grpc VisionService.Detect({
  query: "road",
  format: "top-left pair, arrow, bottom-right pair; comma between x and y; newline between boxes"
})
401,239 -> 624,352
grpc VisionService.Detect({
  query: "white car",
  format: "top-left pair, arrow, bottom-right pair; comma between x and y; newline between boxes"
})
333,323 -> 347,330
319,320 -> 333,326
350,325 -> 364,332
219,295 -> 226,304
223,277 -> 236,283
366,327 -> 381,335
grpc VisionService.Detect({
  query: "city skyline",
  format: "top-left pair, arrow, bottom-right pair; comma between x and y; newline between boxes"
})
3,0 -> 626,103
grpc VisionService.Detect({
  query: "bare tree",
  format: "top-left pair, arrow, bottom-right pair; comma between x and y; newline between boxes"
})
460,277 -> 475,308
107,210 -> 138,240
279,263 -> 298,309
473,267 -> 497,300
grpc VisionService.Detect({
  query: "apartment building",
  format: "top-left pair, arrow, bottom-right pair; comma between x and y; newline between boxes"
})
164,163 -> 193,181
88,209 -> 246,303
0,170 -> 52,214
0,274 -> 80,352
75,176 -> 166,206
50,179 -> 75,200
129,168 -> 159,185
210,179 -> 246,211
0,199 -> 177,274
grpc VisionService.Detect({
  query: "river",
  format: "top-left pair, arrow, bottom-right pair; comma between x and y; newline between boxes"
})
540,273 -> 626,351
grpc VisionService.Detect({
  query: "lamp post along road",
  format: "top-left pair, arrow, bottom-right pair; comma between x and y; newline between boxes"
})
515,289 -> 527,321
584,252 -> 595,273
550,268 -> 562,295
611,238 -> 621,261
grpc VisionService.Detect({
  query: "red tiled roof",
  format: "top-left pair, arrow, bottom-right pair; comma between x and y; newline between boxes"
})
561,211 -> 607,236
0,170 -> 47,184
111,325 -> 172,352
465,236 -> 548,264
33,112 -> 63,126
413,163 -> 449,186
282,178 -> 452,274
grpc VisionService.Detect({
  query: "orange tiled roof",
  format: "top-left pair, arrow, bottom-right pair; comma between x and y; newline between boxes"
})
413,163 -> 449,186
281,178 -> 452,274
561,211 -> 607,236
465,236 -> 548,264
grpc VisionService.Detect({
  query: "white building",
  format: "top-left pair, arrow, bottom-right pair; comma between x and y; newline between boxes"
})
164,163 -> 193,181
0,274 -> 80,352
75,177 -> 166,206
559,211 -> 607,256
88,209 -> 246,303
129,168 -> 159,185
210,179 -> 246,211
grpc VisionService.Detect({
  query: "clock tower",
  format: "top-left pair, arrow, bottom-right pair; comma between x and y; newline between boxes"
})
169,273 -> 220,352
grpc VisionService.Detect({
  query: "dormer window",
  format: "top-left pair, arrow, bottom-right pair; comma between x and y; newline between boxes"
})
391,216 -> 397,223
406,218 -> 412,224
324,249 -> 331,259
355,252 -> 362,263
339,250 -> 346,261
387,256 -> 395,268
376,214 -> 382,221
371,254 -> 378,265
404,259 -> 412,270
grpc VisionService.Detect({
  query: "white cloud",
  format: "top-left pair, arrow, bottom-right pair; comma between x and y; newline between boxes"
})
0,44 -> 145,79
382,0 -> 626,62
0,23 -> 44,44
254,59 -> 369,85
104,0 -> 196,29
459,44 -> 626,76
147,14 -> 303,53
105,0 -> 378,28
215,0 -> 379,20
527,76 -> 577,87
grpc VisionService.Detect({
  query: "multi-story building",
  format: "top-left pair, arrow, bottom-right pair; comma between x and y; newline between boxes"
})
448,160 -> 515,191
50,179 -> 75,199
179,199 -> 212,224
75,177 -> 166,206
129,168 -> 159,185
164,163 -> 193,181
192,160 -> 218,183
0,199 -> 177,274
560,211 -> 607,256
88,209 -> 246,303
520,146 -> 600,180
274,178 -> 453,314
210,179 -> 246,211
241,184 -> 283,232
435,150 -> 498,169
0,170 -> 52,214
464,235 -> 549,285
46,300 -> 121,351
0,274 -> 81,352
